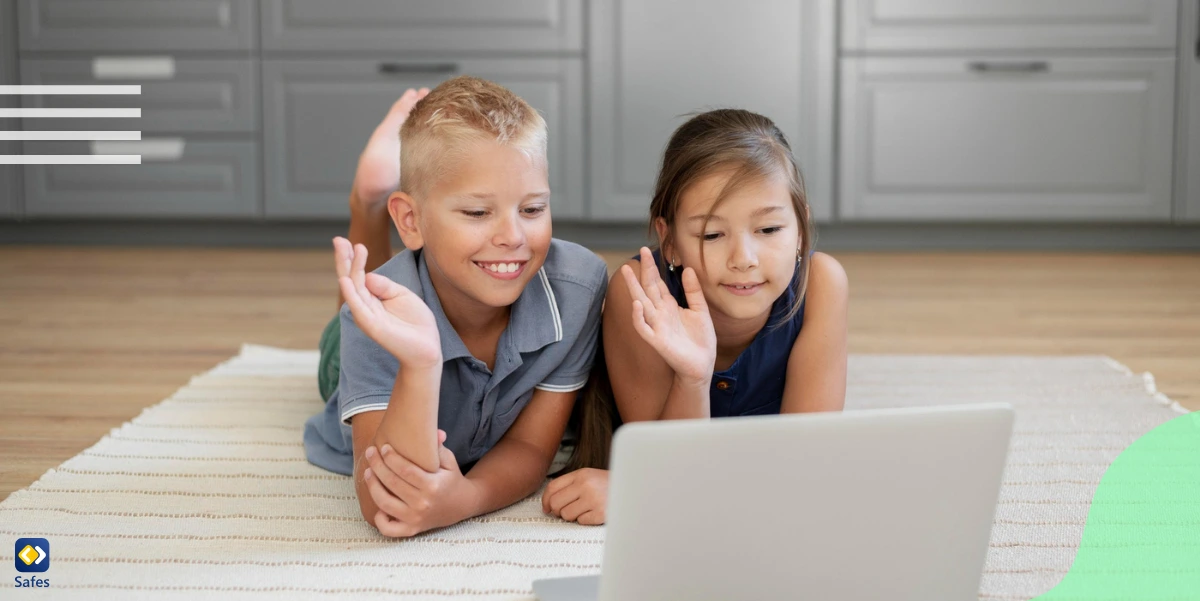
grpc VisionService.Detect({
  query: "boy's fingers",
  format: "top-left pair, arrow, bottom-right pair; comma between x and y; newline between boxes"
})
375,511 -> 417,538
437,444 -> 459,472
339,276 -> 370,320
380,445 -> 432,490
332,237 -> 353,278
368,447 -> 423,500
364,469 -> 412,519
437,429 -> 447,445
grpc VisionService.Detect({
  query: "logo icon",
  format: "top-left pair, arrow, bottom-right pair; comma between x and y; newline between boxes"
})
14,538 -> 49,573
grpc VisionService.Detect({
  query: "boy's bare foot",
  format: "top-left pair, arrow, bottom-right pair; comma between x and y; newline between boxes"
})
352,87 -> 430,209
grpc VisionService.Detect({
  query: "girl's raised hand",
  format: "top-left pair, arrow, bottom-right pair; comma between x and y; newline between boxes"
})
334,237 -> 442,369
620,247 -> 717,386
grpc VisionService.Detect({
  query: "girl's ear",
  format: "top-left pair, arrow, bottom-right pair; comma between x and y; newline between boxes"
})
388,191 -> 424,251
653,216 -> 672,262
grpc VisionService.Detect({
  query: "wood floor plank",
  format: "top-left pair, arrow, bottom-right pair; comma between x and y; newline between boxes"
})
1,247 -> 1196,500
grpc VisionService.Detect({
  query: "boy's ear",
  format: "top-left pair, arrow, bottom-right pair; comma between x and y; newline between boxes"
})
388,191 -> 424,251
652,216 -> 673,262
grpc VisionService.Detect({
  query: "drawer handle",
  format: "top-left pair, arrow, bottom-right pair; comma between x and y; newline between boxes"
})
378,62 -> 458,75
92,56 -> 176,80
968,61 -> 1049,74
91,138 -> 185,162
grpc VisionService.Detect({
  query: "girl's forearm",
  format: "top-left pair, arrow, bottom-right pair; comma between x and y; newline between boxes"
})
657,375 -> 711,420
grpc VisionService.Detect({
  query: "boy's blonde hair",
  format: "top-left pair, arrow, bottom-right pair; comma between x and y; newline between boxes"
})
399,75 -> 548,199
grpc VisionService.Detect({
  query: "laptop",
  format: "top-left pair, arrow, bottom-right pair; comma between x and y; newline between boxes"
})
533,403 -> 1014,601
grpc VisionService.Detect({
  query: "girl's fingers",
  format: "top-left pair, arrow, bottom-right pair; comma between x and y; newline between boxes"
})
559,498 -> 588,523
542,472 -> 575,514
639,248 -> 664,306
576,510 -> 604,526
630,301 -> 658,345
547,484 -> 583,517
620,264 -> 654,310
680,267 -> 709,314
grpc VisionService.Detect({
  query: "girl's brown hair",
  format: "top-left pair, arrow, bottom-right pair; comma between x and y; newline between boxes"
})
556,108 -> 814,474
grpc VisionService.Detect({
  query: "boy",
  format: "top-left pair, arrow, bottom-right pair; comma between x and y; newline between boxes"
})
303,76 -> 608,538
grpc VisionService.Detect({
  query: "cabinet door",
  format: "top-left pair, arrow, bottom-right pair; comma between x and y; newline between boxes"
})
261,0 -> 583,53
589,0 -> 836,222
1,0 -> 18,218
842,0 -> 1178,52
17,0 -> 256,52
839,57 -> 1176,221
20,59 -> 258,134
262,59 -> 584,219
23,140 -> 258,218
1180,0 -> 1200,222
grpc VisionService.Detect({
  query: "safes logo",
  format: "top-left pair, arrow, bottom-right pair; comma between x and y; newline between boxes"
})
13,538 -> 50,589
14,539 -> 48,573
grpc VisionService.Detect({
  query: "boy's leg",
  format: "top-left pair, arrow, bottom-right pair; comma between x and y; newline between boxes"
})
317,313 -> 341,403
339,88 -> 430,308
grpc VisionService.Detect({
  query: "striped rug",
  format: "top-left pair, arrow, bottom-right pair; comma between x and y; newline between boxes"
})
0,345 -> 1187,600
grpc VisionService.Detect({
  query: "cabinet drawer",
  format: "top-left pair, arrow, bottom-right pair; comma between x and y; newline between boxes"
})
838,57 -> 1176,221
261,0 -> 582,53
842,0 -> 1178,52
262,58 -> 583,219
23,139 -> 258,218
20,59 -> 257,134
17,0 -> 256,52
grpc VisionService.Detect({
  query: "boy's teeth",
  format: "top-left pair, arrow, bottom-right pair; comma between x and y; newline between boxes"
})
482,262 -> 519,274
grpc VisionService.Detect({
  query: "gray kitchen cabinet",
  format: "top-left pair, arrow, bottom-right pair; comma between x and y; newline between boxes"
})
588,0 -> 837,222
839,56 -> 1177,221
19,59 -> 258,134
261,0 -> 583,54
23,140 -> 258,218
17,0 -> 256,52
842,0 -> 1178,52
262,58 -> 584,219
1,0 -> 19,218
1180,0 -> 1200,222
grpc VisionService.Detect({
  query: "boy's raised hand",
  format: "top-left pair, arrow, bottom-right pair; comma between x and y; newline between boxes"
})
621,247 -> 717,386
353,87 -> 430,204
334,236 -> 442,369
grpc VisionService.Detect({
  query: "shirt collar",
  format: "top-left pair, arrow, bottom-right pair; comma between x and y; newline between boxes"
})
416,251 -> 563,363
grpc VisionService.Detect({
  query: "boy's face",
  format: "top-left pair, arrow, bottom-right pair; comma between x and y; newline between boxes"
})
667,169 -> 801,323
410,139 -> 552,312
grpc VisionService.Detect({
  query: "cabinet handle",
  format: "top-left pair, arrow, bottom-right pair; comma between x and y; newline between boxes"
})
92,56 -> 175,80
967,61 -> 1049,74
378,63 -> 458,75
91,138 -> 185,162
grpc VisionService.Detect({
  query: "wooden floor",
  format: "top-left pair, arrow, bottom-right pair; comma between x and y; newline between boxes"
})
1,247 -> 1197,500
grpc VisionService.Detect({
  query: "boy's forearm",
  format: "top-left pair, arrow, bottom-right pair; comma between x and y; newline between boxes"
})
458,438 -> 553,518
658,375 -> 711,420
373,365 -> 442,473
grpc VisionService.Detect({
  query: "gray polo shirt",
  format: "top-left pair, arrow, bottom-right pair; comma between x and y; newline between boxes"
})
303,238 -> 608,476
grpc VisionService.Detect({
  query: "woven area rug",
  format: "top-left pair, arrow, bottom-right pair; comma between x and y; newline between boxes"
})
1,345 -> 1188,600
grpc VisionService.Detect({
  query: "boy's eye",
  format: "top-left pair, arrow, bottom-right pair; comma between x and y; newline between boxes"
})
522,205 -> 547,216
462,210 -> 488,218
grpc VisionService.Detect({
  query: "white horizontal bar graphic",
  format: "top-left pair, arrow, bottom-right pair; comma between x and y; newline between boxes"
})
0,108 -> 141,118
0,131 -> 141,141
92,138 -> 183,161
0,155 -> 141,165
0,85 -> 141,95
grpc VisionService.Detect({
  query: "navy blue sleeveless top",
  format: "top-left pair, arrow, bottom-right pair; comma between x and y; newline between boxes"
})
633,248 -> 806,417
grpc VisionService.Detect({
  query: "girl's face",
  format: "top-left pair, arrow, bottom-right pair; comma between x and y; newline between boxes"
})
661,169 -> 801,323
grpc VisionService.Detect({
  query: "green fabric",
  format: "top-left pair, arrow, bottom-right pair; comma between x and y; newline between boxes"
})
317,314 -> 340,403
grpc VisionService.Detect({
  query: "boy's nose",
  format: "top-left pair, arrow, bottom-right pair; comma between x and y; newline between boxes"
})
492,213 -> 525,248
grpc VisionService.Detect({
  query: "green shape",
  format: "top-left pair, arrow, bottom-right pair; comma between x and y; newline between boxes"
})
1033,412 -> 1200,601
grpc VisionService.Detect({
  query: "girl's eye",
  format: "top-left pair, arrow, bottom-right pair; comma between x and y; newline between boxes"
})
702,232 -> 722,242
522,206 -> 547,216
760,226 -> 783,235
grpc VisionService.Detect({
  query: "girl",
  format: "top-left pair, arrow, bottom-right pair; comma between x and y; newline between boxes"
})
542,109 -> 849,525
